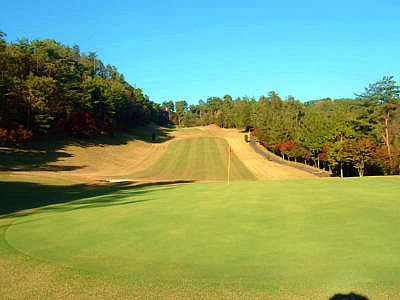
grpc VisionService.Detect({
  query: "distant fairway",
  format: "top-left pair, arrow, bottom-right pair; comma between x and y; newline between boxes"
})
0,125 -> 316,182
131,136 -> 256,182
3,176 -> 400,298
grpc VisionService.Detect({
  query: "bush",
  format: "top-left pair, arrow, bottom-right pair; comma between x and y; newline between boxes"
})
0,125 -> 33,146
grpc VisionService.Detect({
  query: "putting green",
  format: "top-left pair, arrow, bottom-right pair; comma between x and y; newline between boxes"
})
5,177 -> 400,293
130,136 -> 256,181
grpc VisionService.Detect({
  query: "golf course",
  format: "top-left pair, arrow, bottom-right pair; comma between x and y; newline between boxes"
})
0,125 -> 399,299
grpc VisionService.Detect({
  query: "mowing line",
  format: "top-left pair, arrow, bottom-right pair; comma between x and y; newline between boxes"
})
129,136 -> 256,182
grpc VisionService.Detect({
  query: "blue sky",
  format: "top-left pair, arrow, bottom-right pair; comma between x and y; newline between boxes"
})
1,0 -> 400,104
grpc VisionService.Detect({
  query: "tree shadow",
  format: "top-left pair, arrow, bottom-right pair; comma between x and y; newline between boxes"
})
63,124 -> 176,147
0,179 -> 193,216
0,148 -> 83,171
125,180 -> 194,189
329,292 -> 369,300
123,124 -> 176,144
0,124 -> 176,172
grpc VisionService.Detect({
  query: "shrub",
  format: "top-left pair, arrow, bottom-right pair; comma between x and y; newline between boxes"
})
0,125 -> 33,146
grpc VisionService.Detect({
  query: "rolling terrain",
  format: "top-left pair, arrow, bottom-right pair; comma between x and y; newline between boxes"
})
1,125 -> 398,299
1,175 -> 400,299
1,125 -> 318,183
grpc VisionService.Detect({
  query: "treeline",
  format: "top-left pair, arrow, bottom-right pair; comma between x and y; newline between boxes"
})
0,32 -> 168,145
2,32 -> 399,177
165,77 -> 400,177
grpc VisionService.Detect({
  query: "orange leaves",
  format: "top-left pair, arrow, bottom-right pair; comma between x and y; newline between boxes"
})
318,144 -> 329,162
0,125 -> 33,146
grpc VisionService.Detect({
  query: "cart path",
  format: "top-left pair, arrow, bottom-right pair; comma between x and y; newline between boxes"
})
249,135 -> 331,178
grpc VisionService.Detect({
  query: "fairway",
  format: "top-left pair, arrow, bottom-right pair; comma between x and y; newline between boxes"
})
4,177 -> 400,298
0,125 -> 316,182
130,136 -> 256,181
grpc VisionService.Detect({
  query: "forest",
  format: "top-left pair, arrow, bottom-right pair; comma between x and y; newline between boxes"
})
1,33 -> 399,177
0,31 -> 168,145
166,79 -> 400,177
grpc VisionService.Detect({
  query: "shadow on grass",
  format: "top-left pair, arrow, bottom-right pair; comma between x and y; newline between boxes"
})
0,179 -> 193,216
329,292 -> 369,300
0,148 -> 83,172
0,124 -> 175,172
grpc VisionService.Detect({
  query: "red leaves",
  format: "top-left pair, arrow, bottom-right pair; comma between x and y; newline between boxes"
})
57,112 -> 114,137
286,141 -> 297,152
274,141 -> 289,152
343,139 -> 375,161
0,125 -> 33,146
274,140 -> 298,157
318,144 -> 329,162
373,144 -> 400,174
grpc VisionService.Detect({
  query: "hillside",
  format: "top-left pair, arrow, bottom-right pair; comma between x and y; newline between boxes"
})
1,125 -> 317,183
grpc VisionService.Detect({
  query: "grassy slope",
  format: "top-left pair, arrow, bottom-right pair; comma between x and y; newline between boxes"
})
0,124 -> 174,180
131,136 -> 256,182
2,176 -> 400,298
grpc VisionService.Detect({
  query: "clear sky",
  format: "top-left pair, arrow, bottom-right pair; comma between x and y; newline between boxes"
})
1,0 -> 400,105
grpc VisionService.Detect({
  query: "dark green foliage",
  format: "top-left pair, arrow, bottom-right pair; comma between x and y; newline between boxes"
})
0,34 -> 166,144
161,100 -> 174,112
244,134 -> 248,143
175,100 -> 188,126
175,81 -> 400,177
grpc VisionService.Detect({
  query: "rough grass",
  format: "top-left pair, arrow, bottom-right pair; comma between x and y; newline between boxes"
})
177,127 -> 202,133
130,136 -> 256,181
1,175 -> 400,298
0,123 -> 174,178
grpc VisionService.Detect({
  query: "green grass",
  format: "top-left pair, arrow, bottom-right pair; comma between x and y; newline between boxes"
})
131,136 -> 256,181
2,176 -> 400,298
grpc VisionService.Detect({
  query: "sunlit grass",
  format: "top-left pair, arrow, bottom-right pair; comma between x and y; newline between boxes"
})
1,176 -> 400,298
131,136 -> 256,181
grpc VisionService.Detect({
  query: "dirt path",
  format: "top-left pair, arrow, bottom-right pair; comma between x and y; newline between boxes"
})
249,135 -> 331,178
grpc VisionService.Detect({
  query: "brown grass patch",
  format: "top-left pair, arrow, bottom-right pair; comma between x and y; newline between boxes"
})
2,125 -> 323,184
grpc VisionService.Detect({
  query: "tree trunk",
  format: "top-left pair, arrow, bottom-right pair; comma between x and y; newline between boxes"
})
383,111 -> 392,169
340,162 -> 343,178
26,97 -> 32,130
340,133 -> 343,178
359,160 -> 365,177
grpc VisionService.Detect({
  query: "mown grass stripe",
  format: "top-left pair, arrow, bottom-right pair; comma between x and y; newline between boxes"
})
131,137 -> 255,182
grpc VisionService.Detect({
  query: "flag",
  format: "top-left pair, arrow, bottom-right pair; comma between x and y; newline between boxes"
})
228,145 -> 232,153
